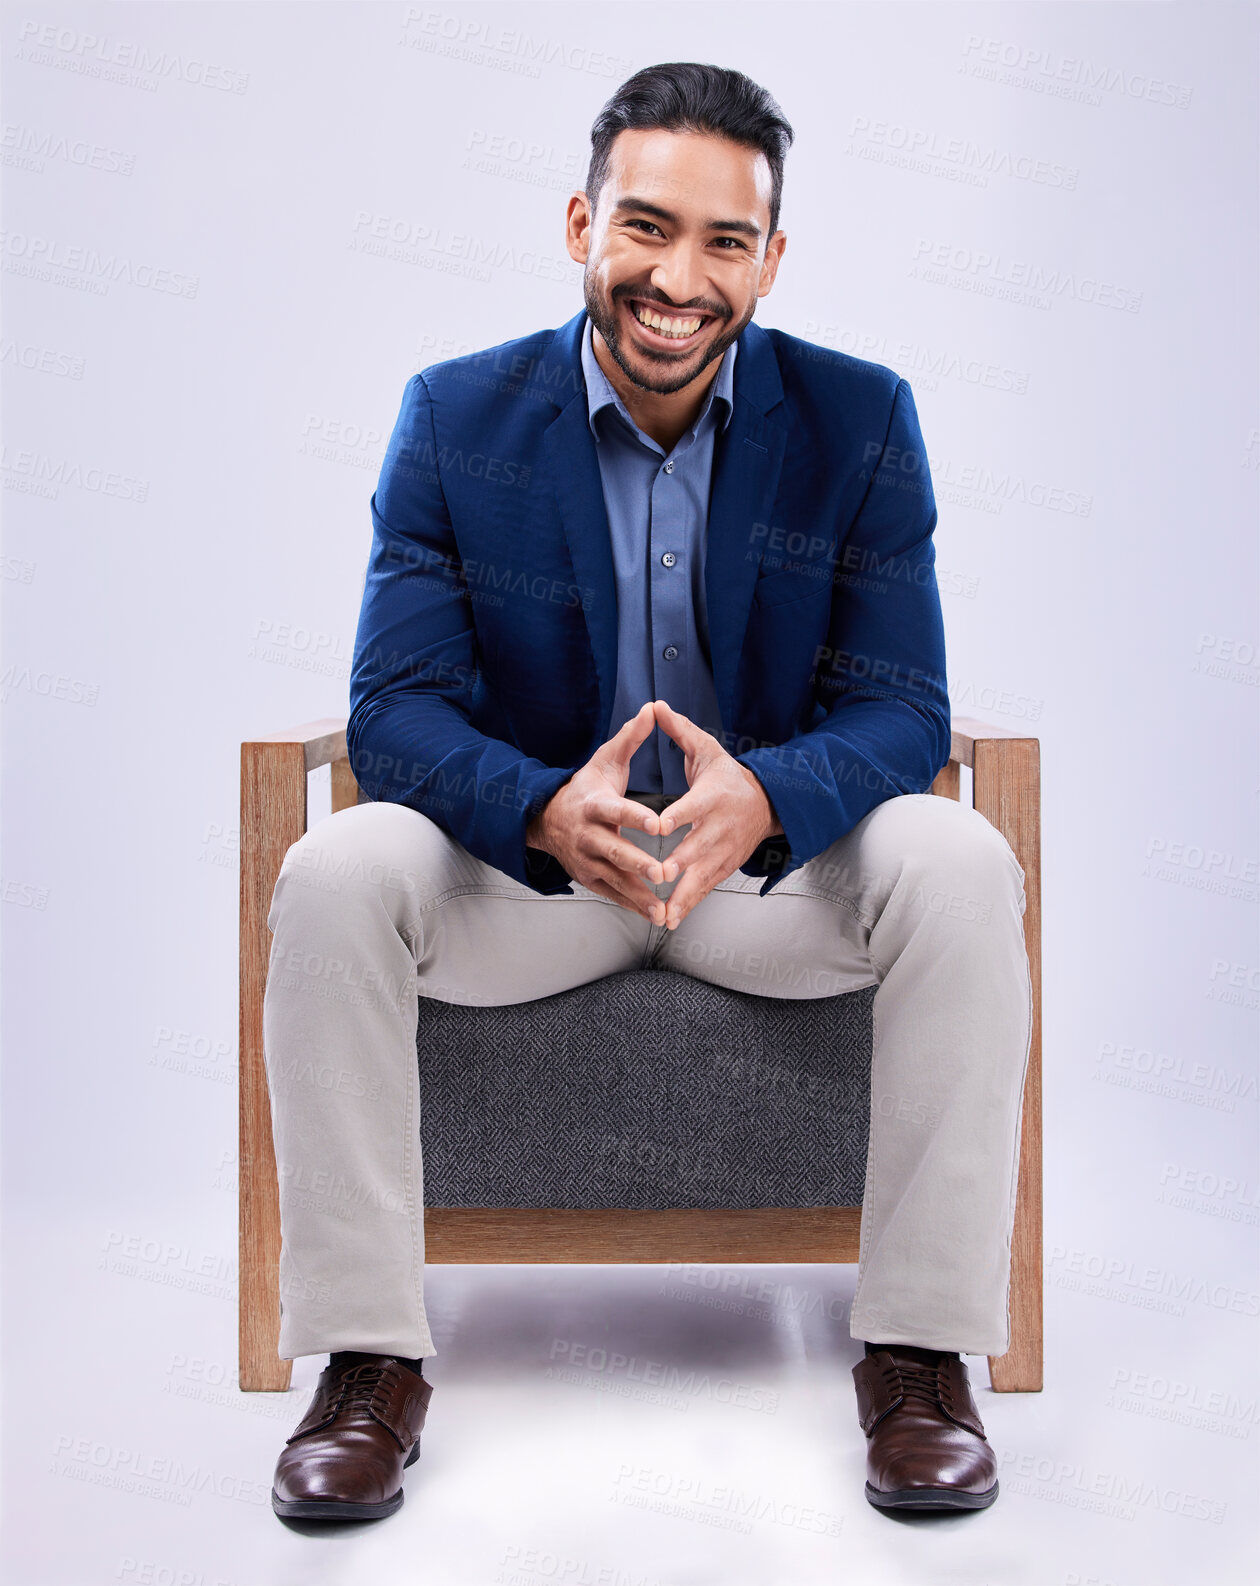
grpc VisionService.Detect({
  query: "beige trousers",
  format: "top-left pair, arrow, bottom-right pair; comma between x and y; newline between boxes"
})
263,790 -> 1032,1360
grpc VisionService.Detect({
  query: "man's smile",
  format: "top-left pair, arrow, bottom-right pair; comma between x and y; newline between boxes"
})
619,293 -> 722,352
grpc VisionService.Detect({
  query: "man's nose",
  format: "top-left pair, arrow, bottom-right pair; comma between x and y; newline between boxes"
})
649,252 -> 713,314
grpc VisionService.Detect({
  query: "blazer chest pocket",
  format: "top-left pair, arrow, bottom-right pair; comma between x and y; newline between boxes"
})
752,563 -> 833,609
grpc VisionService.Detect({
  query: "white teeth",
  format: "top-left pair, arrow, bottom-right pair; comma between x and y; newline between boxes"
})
632,304 -> 703,339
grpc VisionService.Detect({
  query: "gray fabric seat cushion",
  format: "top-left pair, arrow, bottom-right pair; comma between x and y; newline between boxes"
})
417,967 -> 874,1209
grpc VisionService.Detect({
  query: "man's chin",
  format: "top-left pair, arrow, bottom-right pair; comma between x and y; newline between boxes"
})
617,358 -> 712,396
608,331 -> 735,395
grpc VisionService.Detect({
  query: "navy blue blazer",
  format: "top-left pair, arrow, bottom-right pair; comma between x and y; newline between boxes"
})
348,308 -> 950,898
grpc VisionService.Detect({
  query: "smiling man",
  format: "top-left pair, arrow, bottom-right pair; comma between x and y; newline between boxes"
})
263,62 -> 1033,1522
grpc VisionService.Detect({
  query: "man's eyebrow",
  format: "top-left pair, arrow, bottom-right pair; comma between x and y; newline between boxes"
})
612,196 -> 762,240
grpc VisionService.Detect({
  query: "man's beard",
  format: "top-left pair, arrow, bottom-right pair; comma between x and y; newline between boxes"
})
583,276 -> 751,395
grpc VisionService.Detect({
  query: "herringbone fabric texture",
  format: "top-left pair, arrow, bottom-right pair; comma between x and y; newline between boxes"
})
417,967 -> 874,1208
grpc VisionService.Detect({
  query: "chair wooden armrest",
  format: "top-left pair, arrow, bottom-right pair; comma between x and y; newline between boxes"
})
240,716 -> 1041,1393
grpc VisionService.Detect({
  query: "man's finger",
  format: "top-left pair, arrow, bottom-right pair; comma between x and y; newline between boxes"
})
659,790 -> 708,836
582,830 -> 667,886
586,792 -> 660,835
659,826 -> 716,875
664,863 -> 717,929
585,867 -> 665,924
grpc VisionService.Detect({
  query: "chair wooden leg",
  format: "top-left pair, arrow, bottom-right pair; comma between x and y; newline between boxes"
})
974,737 -> 1043,1392
989,1092 -> 1044,1391
239,741 -> 307,1392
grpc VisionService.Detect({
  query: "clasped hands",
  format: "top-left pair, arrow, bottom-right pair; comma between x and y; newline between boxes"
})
524,699 -> 784,930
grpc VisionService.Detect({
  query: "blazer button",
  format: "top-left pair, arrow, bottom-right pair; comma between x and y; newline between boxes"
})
662,645 -> 679,661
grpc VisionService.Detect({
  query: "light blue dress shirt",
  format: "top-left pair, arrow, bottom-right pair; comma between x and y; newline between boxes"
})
580,313 -> 736,795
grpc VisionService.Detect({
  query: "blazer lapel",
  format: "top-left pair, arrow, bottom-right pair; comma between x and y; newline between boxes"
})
541,390 -> 620,737
704,322 -> 788,734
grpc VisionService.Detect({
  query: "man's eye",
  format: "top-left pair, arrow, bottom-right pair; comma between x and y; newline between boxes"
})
627,220 -> 662,235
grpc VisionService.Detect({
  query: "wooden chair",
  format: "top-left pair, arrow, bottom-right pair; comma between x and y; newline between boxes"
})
239,716 -> 1041,1394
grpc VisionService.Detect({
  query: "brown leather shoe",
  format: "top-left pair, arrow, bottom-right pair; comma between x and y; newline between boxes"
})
853,1346 -> 998,1511
272,1356 -> 433,1520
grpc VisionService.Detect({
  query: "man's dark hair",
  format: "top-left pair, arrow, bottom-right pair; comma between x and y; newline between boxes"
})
586,62 -> 794,241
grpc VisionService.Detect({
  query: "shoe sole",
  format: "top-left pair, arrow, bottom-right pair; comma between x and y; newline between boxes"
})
865,1479 -> 999,1511
271,1439 -> 420,1520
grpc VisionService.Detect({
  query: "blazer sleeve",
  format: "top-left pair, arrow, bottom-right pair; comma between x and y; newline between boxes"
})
733,377 -> 951,896
346,373 -> 577,895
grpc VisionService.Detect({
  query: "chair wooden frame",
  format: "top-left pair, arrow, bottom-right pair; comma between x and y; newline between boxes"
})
240,716 -> 1041,1394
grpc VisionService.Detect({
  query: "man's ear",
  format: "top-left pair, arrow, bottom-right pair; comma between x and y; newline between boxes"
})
565,192 -> 592,265
757,231 -> 786,299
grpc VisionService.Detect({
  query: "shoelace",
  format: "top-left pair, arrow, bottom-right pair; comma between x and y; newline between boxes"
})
335,1361 -> 395,1418
888,1358 -> 944,1410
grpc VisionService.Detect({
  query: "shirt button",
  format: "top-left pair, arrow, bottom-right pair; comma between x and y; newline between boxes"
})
661,552 -> 676,568
662,645 -> 679,661
663,460 -> 675,474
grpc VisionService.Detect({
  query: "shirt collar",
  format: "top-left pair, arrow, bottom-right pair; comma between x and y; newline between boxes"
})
581,311 -> 736,444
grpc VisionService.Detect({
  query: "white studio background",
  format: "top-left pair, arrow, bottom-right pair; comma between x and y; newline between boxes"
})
2,2 -> 1256,1583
